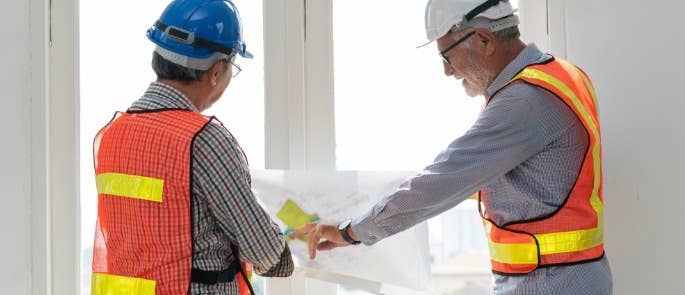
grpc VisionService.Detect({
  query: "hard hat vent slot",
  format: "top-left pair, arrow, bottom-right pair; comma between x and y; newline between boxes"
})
166,26 -> 195,45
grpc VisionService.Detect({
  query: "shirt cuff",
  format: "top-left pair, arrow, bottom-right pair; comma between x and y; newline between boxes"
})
257,244 -> 294,277
350,212 -> 387,246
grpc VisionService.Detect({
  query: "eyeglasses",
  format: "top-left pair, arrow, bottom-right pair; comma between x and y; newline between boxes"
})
220,56 -> 242,78
229,61 -> 242,78
439,31 -> 475,66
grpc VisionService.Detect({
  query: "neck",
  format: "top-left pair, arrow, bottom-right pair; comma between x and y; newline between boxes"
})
481,40 -> 526,94
157,79 -> 207,112
492,40 -> 527,78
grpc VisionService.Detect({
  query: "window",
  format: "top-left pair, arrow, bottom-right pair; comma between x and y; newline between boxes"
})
79,0 -> 264,293
333,1 -> 483,172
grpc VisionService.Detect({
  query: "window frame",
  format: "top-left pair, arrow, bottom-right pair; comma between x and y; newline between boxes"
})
33,0 -> 82,293
264,0 -> 335,170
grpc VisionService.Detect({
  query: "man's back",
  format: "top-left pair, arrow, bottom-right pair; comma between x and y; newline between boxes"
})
128,82 -> 293,294
480,45 -> 612,294
92,82 -> 293,294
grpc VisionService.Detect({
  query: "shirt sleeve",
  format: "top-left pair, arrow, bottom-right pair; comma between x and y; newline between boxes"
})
193,122 -> 294,276
351,83 -> 553,245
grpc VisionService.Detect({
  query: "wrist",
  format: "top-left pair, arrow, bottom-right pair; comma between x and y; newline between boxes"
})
346,225 -> 359,242
338,219 -> 361,245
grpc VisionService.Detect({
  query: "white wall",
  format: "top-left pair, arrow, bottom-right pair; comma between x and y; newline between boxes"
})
0,0 -> 33,293
1,0 -> 77,293
560,1 -> 685,293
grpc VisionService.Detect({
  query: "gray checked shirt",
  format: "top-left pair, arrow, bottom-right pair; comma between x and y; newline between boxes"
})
351,44 -> 613,295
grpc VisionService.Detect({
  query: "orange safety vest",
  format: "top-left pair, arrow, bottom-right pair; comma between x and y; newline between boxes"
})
479,57 -> 605,275
91,110 -> 252,294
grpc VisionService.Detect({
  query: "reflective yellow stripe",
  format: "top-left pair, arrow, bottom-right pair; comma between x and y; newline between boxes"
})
489,241 -> 538,264
91,273 -> 156,295
487,226 -> 604,264
96,172 -> 164,202
487,230 -> 604,264
485,222 -> 537,264
536,227 -> 603,255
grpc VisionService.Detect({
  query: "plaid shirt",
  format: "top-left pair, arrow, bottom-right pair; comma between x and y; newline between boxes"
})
128,82 -> 293,294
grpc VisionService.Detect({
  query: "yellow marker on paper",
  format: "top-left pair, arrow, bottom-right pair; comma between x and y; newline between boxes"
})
277,199 -> 319,242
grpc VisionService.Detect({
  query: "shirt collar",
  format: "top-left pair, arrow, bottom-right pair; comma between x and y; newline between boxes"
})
484,43 -> 552,98
129,82 -> 199,112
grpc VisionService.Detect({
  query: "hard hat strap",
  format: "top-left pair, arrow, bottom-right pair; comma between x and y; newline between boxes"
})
154,46 -> 227,71
154,21 -> 236,56
464,0 -> 507,23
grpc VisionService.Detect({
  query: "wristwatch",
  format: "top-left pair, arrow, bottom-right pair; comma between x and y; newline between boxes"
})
338,219 -> 361,245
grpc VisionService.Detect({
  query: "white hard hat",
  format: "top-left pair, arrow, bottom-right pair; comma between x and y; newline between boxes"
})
424,0 -> 519,42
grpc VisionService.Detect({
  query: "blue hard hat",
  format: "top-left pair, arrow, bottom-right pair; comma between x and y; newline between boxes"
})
147,0 -> 253,60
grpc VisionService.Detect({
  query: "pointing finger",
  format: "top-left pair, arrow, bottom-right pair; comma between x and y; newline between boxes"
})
307,225 -> 321,259
289,223 -> 316,239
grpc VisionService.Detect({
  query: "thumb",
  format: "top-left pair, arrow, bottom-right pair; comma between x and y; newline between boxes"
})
317,240 -> 344,251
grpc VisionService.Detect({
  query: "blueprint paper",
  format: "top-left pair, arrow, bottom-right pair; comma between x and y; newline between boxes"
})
250,169 -> 431,292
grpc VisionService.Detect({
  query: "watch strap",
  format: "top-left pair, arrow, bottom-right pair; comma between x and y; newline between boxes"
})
339,222 -> 361,245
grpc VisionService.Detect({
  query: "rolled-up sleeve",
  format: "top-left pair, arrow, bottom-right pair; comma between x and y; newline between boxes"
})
351,84 -> 551,245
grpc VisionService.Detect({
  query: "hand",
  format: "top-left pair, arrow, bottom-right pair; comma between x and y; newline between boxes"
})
289,222 -> 351,259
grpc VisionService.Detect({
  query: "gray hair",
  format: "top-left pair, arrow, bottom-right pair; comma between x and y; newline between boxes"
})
452,25 -> 521,45
151,51 -> 210,82
492,26 -> 520,43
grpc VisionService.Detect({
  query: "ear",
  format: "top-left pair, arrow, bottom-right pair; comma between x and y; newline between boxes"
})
203,61 -> 223,87
474,29 -> 496,56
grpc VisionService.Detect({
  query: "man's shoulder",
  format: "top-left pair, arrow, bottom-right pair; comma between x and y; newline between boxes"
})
485,80 -> 581,131
493,80 -> 562,109
194,119 -> 237,145
496,79 -> 585,137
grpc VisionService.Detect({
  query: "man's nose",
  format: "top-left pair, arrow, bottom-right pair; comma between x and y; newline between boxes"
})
443,61 -> 455,76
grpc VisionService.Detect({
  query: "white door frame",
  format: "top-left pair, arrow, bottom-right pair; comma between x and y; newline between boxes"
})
263,0 -> 338,294
32,0 -> 80,293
